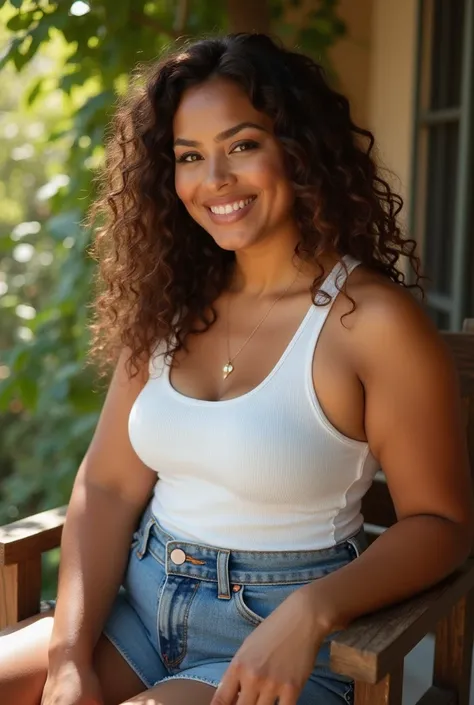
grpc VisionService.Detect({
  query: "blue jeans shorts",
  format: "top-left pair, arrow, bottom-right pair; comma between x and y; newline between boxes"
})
103,505 -> 367,704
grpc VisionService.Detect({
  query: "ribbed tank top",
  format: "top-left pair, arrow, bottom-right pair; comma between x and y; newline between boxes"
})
128,254 -> 379,551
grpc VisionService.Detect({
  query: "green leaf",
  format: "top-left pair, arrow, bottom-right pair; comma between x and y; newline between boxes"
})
13,22 -> 50,70
6,347 -> 29,373
45,210 -> 82,241
7,10 -> 38,31
0,36 -> 22,71
103,0 -> 131,30
75,90 -> 115,129
19,376 -> 38,409
9,0 -> 24,8
26,77 -> 44,106
46,378 -> 69,403
69,412 -> 99,437
58,69 -> 88,95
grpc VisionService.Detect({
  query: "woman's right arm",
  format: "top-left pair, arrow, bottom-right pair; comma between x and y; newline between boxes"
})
47,348 -> 157,671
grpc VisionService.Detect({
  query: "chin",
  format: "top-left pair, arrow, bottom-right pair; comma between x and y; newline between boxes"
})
211,231 -> 259,252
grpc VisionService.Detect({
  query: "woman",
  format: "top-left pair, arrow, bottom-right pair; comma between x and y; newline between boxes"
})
1,32 -> 472,705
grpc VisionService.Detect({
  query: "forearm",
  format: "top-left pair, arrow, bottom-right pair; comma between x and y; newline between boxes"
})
307,515 -> 472,633
48,477 -> 144,668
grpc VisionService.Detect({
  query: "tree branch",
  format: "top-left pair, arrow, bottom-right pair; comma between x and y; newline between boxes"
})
226,0 -> 271,33
130,11 -> 179,39
174,0 -> 190,33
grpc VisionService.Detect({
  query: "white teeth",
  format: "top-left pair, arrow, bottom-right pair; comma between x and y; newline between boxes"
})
210,197 -> 255,215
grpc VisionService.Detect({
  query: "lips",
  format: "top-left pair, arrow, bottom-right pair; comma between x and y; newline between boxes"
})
205,195 -> 257,224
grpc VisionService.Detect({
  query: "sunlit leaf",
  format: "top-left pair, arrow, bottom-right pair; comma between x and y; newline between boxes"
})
6,10 -> 38,31
26,77 -> 44,106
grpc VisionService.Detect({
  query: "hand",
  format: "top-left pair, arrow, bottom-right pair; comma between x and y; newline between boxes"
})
210,585 -> 330,705
41,661 -> 104,705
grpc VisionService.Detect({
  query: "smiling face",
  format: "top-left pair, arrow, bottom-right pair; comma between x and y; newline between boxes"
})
172,77 -> 298,253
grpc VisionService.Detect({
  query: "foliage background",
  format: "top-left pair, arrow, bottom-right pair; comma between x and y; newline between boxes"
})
0,0 -> 346,597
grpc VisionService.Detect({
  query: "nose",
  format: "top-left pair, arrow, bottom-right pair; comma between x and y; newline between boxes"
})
205,155 -> 237,191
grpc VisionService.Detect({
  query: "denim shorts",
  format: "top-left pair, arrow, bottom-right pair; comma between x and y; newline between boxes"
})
103,505 -> 367,704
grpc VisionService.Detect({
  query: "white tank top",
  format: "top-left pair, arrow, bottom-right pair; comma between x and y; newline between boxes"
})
129,254 -> 379,550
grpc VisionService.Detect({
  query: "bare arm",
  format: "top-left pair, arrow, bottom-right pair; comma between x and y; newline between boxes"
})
304,286 -> 474,632
48,349 -> 157,669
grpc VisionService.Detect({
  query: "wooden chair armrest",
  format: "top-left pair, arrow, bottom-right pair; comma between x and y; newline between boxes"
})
329,558 -> 474,684
0,505 -> 67,566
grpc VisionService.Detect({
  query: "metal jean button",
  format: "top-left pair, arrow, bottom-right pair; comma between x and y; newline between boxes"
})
170,548 -> 186,565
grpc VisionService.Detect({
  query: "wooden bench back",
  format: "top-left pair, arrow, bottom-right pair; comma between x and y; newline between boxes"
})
362,318 -> 474,540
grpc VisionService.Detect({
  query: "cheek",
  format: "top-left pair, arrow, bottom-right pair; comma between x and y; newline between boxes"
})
245,152 -> 292,202
174,170 -> 198,208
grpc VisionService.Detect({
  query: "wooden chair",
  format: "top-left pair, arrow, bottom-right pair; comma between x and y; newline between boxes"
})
2,320 -> 474,705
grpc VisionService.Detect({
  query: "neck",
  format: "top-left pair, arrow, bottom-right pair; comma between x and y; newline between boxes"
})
229,246 -> 340,299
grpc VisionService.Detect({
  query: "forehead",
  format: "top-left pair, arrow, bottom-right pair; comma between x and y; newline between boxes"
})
173,78 -> 273,137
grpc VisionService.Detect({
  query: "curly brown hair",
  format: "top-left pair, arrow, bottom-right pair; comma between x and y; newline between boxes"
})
87,32 -> 424,379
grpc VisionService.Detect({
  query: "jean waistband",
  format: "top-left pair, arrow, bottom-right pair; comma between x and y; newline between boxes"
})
134,505 -> 367,597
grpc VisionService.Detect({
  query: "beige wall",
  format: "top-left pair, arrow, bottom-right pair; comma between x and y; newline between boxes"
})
328,0 -> 373,129
331,0 -> 419,230
368,0 -> 418,225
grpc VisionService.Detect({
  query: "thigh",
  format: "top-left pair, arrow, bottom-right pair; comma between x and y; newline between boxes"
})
0,608 -> 145,705
117,672 -> 352,705
118,677 -> 217,704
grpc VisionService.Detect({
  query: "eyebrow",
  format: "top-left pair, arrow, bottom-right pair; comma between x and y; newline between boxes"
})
173,121 -> 268,148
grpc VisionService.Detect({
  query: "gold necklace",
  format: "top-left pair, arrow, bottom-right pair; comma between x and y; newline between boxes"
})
223,266 -> 302,380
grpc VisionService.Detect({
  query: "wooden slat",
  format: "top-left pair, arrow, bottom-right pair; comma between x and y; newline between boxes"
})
441,332 -> 474,397
415,686 -> 456,705
434,590 -> 474,705
0,506 -> 67,566
354,664 -> 403,705
0,556 -> 42,629
330,559 -> 474,683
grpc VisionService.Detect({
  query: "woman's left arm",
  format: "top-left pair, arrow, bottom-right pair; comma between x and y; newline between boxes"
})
211,288 -> 474,705
304,287 -> 474,633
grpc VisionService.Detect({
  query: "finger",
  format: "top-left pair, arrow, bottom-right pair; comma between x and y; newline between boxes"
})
254,687 -> 281,705
210,675 -> 241,705
269,683 -> 299,705
233,681 -> 259,705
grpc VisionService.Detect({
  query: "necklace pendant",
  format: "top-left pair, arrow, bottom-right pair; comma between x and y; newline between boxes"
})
223,361 -> 234,380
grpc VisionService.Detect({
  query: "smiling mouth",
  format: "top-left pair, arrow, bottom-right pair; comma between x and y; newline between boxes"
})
205,196 -> 257,223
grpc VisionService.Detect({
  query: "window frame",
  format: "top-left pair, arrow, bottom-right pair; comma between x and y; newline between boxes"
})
408,0 -> 474,330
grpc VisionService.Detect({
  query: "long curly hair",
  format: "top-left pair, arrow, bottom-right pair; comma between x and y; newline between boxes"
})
87,32 -> 424,378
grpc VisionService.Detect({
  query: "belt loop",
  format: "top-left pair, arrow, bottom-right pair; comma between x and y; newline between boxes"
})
136,517 -> 154,560
216,549 -> 231,599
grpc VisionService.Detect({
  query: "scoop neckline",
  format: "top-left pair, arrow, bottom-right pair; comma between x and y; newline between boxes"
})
164,255 -> 350,406
165,299 -> 317,406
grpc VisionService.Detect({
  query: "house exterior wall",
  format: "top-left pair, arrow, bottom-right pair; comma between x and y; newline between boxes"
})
330,0 -> 419,232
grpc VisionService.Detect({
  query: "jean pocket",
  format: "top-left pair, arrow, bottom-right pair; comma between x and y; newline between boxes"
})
233,581 -> 312,628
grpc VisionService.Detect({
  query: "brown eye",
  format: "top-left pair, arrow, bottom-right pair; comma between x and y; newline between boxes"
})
176,152 -> 201,163
231,140 -> 259,153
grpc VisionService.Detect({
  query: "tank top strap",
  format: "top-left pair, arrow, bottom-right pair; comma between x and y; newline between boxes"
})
287,253 -> 362,365
315,253 -> 361,303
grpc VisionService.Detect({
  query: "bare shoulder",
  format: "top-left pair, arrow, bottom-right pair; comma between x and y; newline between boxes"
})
334,264 -> 452,382
338,263 -> 428,330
